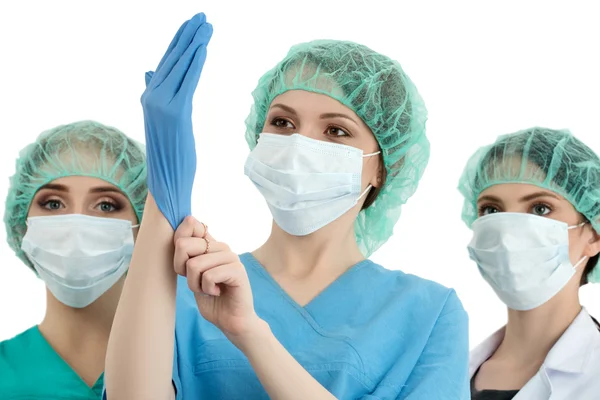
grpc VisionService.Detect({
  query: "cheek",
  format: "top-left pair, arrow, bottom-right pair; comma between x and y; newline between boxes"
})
361,158 -> 380,184
568,232 -> 588,263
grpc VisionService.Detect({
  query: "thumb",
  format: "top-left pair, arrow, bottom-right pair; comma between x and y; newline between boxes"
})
145,71 -> 155,87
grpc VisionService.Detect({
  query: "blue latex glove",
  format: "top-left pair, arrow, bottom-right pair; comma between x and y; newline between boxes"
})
141,13 -> 213,229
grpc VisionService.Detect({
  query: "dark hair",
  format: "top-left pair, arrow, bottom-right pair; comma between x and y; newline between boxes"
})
362,153 -> 388,210
479,128 -> 599,286
581,216 -> 598,286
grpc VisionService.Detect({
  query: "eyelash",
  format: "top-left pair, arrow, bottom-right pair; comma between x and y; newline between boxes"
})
268,117 -> 352,138
478,202 -> 553,216
37,197 -> 122,212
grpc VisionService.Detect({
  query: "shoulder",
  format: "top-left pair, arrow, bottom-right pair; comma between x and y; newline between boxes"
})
364,260 -> 466,317
0,327 -> 39,389
0,326 -> 38,358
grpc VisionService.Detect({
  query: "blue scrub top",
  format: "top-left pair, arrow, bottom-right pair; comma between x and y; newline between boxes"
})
171,253 -> 469,399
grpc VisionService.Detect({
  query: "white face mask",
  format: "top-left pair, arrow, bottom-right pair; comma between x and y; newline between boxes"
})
467,212 -> 587,311
244,133 -> 380,236
21,214 -> 137,308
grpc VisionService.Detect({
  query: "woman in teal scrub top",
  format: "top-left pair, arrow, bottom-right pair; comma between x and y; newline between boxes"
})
0,120 -> 147,399
105,13 -> 470,399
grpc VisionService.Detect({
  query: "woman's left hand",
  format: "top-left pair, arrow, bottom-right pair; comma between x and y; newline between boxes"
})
173,216 -> 263,342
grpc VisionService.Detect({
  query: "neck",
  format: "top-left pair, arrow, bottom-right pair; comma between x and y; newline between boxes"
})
253,214 -> 364,278
495,286 -> 581,365
39,276 -> 124,355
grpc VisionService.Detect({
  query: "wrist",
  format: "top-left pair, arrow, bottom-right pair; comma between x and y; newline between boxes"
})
227,316 -> 272,354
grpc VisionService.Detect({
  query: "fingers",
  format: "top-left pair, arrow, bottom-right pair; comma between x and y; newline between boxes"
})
161,23 -> 212,99
174,216 -> 207,243
201,263 -> 243,296
174,237 -> 228,276
150,13 -> 208,89
185,252 -> 237,293
153,19 -> 189,74
178,44 -> 208,102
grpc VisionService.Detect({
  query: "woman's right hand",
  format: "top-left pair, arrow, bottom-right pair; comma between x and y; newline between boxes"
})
141,13 -> 213,230
173,217 -> 263,343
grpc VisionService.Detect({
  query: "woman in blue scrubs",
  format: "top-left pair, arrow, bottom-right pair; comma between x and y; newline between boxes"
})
106,13 -> 469,399
0,120 -> 147,399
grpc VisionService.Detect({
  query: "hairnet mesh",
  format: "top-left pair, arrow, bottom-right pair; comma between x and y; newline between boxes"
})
5,120 -> 148,271
458,127 -> 600,283
245,40 -> 429,257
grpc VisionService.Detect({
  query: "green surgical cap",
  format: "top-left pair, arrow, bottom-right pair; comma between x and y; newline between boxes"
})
458,127 -> 600,283
245,39 -> 429,257
5,120 -> 148,271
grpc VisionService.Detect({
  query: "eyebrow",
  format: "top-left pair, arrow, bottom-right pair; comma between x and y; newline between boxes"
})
477,191 -> 560,204
89,186 -> 126,196
270,103 -> 297,115
39,183 -> 69,192
518,191 -> 561,202
319,112 -> 360,126
270,104 -> 360,126
38,183 -> 125,196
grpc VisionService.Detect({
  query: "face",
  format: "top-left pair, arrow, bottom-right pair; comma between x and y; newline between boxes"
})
477,183 -> 600,274
27,176 -> 138,231
262,90 -> 383,194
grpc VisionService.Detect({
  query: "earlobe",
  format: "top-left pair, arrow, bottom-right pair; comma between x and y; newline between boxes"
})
372,167 -> 383,188
585,231 -> 600,258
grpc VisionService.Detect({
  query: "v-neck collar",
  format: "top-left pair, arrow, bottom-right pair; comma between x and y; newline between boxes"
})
241,252 -> 372,310
34,325 -> 105,396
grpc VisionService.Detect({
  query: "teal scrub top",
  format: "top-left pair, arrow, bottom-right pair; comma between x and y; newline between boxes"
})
0,326 -> 104,399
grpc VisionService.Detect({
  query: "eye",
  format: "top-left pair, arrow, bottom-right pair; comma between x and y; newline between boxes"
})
95,200 -> 120,213
531,203 -> 551,216
42,199 -> 64,211
270,117 -> 295,130
325,125 -> 350,137
478,205 -> 500,216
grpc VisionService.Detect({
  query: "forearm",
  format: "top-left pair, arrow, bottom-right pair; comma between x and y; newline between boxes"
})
105,194 -> 177,400
235,320 -> 337,400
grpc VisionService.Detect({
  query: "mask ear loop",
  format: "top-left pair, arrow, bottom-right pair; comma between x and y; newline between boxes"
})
568,221 -> 588,230
358,185 -> 372,201
358,150 -> 382,202
568,221 -> 590,270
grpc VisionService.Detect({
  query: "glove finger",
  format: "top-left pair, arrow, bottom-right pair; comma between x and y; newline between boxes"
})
162,23 -> 212,99
178,44 -> 208,101
145,71 -> 154,87
150,13 -> 207,89
153,20 -> 189,73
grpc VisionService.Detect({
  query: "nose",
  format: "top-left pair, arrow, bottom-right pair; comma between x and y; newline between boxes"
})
296,125 -> 326,142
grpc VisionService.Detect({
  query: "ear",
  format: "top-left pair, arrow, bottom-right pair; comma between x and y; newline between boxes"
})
371,164 -> 384,189
584,228 -> 600,258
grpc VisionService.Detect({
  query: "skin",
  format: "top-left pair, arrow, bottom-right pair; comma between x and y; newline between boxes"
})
106,90 -> 384,400
29,175 -> 138,387
472,183 -> 600,391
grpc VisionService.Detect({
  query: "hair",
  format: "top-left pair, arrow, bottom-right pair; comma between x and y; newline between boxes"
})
362,153 -> 387,210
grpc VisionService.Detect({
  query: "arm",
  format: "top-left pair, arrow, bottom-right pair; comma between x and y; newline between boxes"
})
105,196 -> 178,400
398,291 -> 470,400
233,320 -> 337,400
105,13 -> 213,400
174,219 -> 337,400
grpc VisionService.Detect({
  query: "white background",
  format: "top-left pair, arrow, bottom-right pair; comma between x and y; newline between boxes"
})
0,0 -> 599,348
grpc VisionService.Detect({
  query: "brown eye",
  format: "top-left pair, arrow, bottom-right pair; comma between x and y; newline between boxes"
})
271,118 -> 294,129
325,126 -> 349,137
